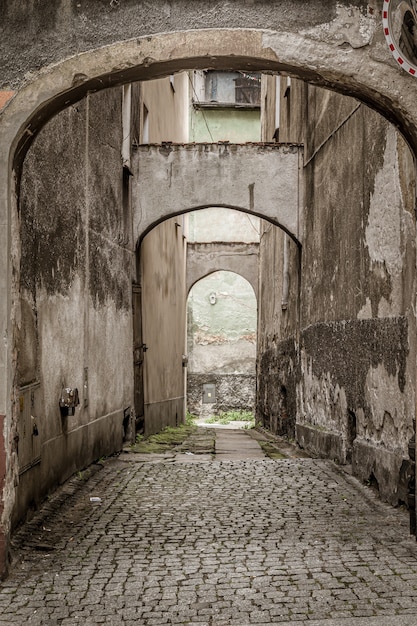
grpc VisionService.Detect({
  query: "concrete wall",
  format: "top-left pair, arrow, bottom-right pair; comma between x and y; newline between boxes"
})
17,87 -> 134,526
132,143 -> 303,242
137,75 -> 189,435
258,78 -> 416,505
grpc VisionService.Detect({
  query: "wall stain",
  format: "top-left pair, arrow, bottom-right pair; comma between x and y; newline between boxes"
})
301,317 -> 408,402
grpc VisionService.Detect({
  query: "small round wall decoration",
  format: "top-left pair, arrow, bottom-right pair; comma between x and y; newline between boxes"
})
383,0 -> 417,75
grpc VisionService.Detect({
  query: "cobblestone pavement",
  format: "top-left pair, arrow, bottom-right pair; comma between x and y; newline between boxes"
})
1,437 -> 417,625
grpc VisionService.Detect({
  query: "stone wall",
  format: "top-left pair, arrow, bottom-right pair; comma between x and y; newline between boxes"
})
187,373 -> 256,418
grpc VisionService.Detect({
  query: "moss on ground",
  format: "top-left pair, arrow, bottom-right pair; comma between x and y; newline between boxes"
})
130,424 -> 215,455
259,441 -> 287,460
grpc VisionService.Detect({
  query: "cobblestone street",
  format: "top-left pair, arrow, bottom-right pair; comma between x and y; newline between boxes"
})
1,429 -> 417,625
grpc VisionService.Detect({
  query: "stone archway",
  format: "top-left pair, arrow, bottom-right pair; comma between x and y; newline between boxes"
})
187,242 -> 260,299
187,270 -> 258,419
2,7 -> 417,576
132,143 -> 303,244
3,23 -> 417,422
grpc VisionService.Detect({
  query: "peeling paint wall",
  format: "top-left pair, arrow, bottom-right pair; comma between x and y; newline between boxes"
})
256,219 -> 300,438
258,79 -> 416,505
15,86 -> 135,526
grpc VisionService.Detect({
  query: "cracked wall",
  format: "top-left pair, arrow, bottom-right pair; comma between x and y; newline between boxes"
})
14,86 -> 135,526
258,77 -> 416,505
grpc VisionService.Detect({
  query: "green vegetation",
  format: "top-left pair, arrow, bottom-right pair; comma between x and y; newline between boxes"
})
131,423 -> 198,454
259,441 -> 287,460
185,411 -> 198,426
205,409 -> 254,425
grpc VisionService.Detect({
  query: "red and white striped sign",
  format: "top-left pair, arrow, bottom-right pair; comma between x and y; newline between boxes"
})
382,0 -> 417,75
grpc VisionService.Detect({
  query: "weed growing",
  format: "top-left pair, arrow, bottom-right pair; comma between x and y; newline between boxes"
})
206,409 -> 254,425
131,423 -> 197,454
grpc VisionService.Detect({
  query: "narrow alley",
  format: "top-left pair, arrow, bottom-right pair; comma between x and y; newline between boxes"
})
1,427 -> 417,626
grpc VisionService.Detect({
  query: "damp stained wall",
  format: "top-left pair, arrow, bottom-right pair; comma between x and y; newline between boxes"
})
258,76 -> 416,505
16,86 -> 135,525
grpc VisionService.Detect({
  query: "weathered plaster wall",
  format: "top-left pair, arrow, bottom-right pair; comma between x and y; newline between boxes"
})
187,271 -> 257,417
0,1 -> 368,91
16,86 -> 134,525
140,220 -> 187,435
256,223 -> 300,438
132,143 -> 303,242
137,75 -> 189,436
299,91 -> 416,505
258,80 -> 416,505
186,242 -> 260,297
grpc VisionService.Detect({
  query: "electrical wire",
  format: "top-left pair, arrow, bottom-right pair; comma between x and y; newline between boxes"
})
188,72 -> 215,142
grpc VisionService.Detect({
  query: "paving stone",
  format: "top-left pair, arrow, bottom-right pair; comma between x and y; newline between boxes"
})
1,438 -> 417,625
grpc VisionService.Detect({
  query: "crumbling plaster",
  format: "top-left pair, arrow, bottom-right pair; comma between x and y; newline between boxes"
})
12,87 -> 135,531
2,0 -> 417,575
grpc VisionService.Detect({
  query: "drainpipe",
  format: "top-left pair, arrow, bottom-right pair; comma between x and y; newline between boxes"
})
122,84 -> 132,169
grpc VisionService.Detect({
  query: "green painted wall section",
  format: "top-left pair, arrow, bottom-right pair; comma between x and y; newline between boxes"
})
190,108 -> 260,143
188,271 -> 257,343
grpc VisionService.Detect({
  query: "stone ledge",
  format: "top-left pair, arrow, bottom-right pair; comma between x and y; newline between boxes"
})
296,423 -> 344,463
352,438 -> 410,507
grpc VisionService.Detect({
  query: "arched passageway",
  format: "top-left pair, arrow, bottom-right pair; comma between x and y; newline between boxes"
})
2,3 -> 417,576
187,241 -> 259,299
133,143 -> 303,243
187,270 -> 258,421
